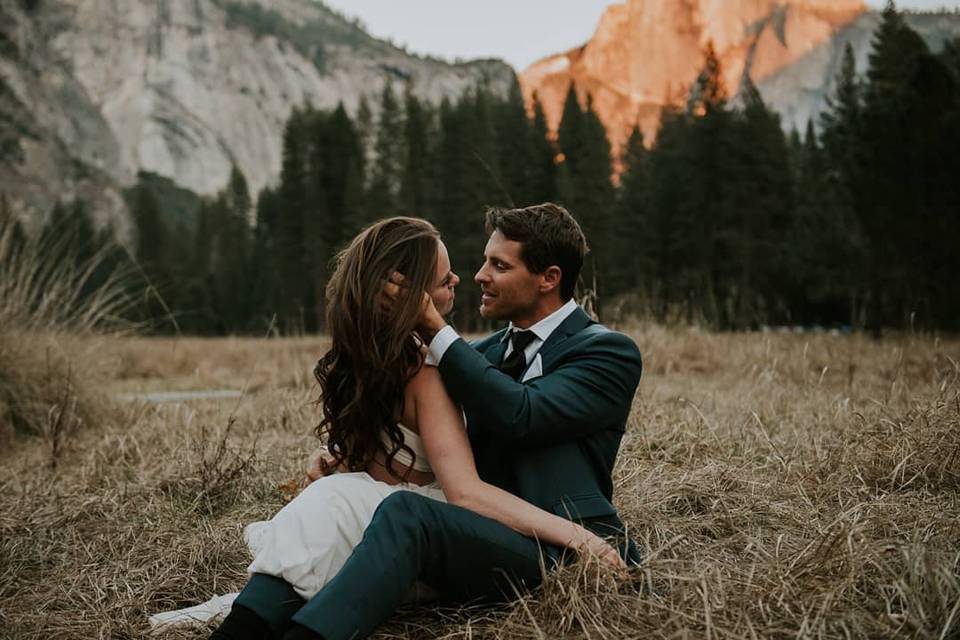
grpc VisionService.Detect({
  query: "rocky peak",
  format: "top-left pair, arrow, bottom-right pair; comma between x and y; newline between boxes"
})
0,0 -> 515,228
520,0 -> 866,157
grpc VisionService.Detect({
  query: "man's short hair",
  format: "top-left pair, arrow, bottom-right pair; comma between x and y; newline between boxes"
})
484,203 -> 589,301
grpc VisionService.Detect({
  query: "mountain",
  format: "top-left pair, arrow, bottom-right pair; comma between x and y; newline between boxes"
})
0,0 -> 514,231
519,0 -> 960,159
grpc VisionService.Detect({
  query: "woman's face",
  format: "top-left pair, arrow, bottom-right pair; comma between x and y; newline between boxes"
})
429,239 -> 459,317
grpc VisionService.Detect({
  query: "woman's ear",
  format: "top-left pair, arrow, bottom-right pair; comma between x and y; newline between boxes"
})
540,265 -> 562,293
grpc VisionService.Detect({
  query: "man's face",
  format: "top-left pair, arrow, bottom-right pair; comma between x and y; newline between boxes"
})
429,239 -> 459,317
474,231 -> 541,324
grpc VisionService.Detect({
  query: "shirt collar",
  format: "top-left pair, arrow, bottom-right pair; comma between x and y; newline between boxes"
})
501,298 -> 579,344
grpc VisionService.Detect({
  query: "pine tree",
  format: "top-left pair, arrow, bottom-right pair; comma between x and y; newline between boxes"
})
556,84 -> 583,189
574,96 -> 615,304
647,107 -> 696,321
127,182 -> 179,330
275,108 -> 312,332
787,126 -> 803,195
132,187 -> 164,274
821,44 -> 862,171
355,95 -> 374,182
611,126 -> 651,303
495,79 -> 535,207
399,86 -> 432,217
429,89 -> 504,332
858,1 -> 932,330
528,93 -> 558,205
733,80 -> 794,326
318,103 -> 366,245
685,43 -> 735,326
213,165 -> 252,331
367,82 -> 404,218
793,121 -> 863,325
887,37 -> 959,329
819,43 -> 867,327
556,86 -> 615,309
249,186 -> 281,333
465,85 -> 506,207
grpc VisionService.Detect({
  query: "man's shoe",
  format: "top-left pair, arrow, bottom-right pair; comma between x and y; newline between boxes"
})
282,623 -> 324,640
208,604 -> 270,640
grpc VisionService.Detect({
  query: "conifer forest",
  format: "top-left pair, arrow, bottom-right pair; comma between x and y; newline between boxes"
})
12,6 -> 959,334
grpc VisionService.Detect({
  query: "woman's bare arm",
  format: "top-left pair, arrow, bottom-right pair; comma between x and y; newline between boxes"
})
411,366 -> 625,568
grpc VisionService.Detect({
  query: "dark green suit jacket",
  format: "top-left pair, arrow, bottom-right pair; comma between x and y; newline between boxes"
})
438,306 -> 643,560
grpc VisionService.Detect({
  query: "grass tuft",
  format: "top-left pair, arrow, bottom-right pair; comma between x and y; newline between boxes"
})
0,215 -> 131,451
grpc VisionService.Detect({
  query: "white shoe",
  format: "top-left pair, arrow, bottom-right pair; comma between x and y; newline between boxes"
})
148,592 -> 238,630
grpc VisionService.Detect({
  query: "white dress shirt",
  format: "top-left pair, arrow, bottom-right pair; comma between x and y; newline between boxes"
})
426,298 -> 579,380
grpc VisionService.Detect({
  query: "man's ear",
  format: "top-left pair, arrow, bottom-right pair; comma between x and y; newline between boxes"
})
539,266 -> 562,293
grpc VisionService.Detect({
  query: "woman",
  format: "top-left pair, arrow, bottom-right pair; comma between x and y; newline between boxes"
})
157,217 -> 622,636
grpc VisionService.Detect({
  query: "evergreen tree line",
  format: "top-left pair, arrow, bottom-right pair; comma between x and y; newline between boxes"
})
619,3 -> 960,331
24,2 -> 959,334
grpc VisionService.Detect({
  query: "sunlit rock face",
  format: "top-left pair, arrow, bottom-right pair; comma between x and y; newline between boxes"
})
520,0 -> 866,157
0,0 -> 514,226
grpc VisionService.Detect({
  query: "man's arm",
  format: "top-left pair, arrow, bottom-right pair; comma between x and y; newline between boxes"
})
438,331 -> 642,447
412,366 -> 625,566
411,282 -> 641,446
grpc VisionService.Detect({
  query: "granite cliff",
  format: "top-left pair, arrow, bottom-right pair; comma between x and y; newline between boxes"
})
0,0 -> 514,230
520,0 -> 960,159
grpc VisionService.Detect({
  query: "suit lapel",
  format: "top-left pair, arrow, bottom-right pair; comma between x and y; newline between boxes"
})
483,328 -> 509,366
535,307 -> 593,371
475,308 -> 592,375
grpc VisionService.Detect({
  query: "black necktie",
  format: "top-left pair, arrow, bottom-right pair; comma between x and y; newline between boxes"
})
500,330 -> 536,380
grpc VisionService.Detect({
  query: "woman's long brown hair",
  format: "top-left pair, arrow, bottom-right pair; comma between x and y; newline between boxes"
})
313,217 -> 440,480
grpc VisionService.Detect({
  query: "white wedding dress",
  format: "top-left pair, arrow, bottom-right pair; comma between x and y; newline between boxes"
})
149,424 -> 444,630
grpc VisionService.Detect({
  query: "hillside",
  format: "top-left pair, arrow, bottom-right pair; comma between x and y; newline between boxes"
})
0,0 -> 515,229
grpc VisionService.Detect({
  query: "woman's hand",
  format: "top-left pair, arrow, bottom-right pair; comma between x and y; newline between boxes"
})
304,446 -> 338,486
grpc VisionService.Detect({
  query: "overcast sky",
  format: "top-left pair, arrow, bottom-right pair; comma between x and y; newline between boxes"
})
322,0 -> 960,70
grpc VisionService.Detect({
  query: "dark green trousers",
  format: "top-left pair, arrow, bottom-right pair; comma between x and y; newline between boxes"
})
235,491 -> 638,639
236,491 -> 549,638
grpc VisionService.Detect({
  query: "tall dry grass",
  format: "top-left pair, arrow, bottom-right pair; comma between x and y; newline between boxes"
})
1,327 -> 958,639
0,215 -> 131,458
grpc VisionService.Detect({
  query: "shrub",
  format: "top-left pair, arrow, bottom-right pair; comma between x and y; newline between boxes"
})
0,209 -> 132,454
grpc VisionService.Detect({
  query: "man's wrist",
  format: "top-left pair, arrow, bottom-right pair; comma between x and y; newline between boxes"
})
418,319 -> 448,344
424,325 -> 459,366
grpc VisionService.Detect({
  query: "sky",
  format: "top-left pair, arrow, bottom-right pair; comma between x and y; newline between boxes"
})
322,0 -> 960,70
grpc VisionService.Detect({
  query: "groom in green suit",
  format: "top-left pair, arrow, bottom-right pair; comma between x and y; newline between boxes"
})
228,203 -> 642,640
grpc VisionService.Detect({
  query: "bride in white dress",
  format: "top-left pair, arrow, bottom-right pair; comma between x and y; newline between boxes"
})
152,217 -> 622,632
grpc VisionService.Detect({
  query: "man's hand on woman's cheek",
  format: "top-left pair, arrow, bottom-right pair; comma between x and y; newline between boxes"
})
381,272 -> 448,339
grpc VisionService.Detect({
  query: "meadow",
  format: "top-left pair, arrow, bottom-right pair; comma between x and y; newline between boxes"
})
1,327 -> 958,639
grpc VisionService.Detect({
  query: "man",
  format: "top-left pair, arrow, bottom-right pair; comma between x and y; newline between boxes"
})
231,203 -> 642,640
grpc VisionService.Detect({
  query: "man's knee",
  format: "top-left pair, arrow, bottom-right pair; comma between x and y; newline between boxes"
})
376,490 -> 435,518
366,491 -> 438,538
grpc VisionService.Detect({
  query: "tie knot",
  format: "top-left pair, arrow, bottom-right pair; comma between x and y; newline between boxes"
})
510,329 -> 536,353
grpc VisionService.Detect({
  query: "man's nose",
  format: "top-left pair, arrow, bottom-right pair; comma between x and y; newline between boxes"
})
474,265 -> 489,285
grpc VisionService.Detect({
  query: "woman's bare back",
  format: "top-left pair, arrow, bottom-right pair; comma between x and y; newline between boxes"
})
365,364 -> 437,487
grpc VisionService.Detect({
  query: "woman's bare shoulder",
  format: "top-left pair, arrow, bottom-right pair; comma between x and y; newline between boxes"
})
407,362 -> 443,394
401,364 -> 443,429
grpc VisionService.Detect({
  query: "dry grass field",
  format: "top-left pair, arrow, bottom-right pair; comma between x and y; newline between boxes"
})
1,327 -> 959,639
